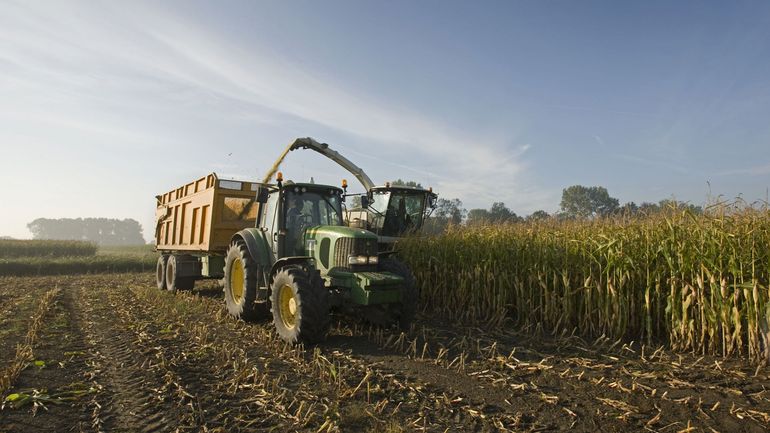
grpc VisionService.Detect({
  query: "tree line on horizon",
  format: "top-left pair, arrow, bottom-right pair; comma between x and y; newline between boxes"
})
422,183 -> 705,233
26,218 -> 146,245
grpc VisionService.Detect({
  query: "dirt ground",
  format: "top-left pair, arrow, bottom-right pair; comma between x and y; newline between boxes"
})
1,274 -> 769,432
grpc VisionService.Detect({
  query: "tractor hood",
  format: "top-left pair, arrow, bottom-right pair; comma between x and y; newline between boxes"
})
304,225 -> 378,241
303,225 -> 378,273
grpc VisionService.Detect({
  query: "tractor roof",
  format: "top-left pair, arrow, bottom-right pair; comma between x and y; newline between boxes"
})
371,185 -> 434,194
282,180 -> 343,194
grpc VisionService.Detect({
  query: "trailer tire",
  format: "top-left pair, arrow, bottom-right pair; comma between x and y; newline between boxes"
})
379,257 -> 417,331
270,267 -> 329,344
156,255 -> 169,290
166,255 -> 195,292
224,240 -> 261,320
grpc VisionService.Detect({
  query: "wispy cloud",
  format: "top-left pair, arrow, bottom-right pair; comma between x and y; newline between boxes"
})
0,0 -> 543,215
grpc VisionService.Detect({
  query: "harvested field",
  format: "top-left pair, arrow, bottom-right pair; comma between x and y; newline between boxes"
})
1,273 -> 769,432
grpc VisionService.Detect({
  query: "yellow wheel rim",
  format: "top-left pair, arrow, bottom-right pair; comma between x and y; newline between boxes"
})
278,284 -> 297,330
229,258 -> 245,304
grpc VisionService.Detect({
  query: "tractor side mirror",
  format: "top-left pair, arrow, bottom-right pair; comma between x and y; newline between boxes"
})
360,196 -> 369,209
256,186 -> 269,203
429,194 -> 438,209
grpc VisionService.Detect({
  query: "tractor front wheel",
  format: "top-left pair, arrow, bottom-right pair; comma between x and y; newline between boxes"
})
270,267 -> 329,344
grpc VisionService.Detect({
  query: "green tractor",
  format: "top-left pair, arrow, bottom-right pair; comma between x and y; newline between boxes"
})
224,174 -> 416,343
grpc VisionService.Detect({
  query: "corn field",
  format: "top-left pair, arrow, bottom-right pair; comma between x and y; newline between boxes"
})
0,242 -> 155,276
399,206 -> 770,363
0,240 -> 97,258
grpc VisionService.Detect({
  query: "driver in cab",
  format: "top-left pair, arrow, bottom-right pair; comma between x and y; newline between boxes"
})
286,196 -> 306,254
286,196 -> 304,230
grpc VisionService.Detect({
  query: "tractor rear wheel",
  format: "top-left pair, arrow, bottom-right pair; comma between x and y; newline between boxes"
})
165,255 -> 195,292
156,255 -> 168,290
378,257 -> 417,330
224,240 -> 262,320
270,267 -> 329,344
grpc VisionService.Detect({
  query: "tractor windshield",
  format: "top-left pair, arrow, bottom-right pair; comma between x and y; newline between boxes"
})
285,189 -> 343,231
284,188 -> 343,255
369,190 -> 426,237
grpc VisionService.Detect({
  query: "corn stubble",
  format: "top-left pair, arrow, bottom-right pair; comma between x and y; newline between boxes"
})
399,206 -> 770,364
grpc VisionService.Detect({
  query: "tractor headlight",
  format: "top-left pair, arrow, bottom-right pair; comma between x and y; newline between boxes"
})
348,255 -> 369,265
368,255 -> 378,265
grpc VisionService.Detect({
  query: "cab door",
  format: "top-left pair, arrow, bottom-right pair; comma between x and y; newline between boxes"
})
260,191 -> 282,257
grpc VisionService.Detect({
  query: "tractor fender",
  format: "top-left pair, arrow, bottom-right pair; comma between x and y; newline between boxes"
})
269,257 -> 316,283
231,228 -> 274,289
232,228 -> 274,267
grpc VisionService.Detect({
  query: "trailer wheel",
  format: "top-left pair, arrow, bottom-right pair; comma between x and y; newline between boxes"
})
224,240 -> 261,320
156,255 -> 169,290
166,255 -> 195,292
270,267 -> 329,344
378,257 -> 418,331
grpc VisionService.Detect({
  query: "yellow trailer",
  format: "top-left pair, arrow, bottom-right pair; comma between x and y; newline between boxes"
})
154,173 -> 260,291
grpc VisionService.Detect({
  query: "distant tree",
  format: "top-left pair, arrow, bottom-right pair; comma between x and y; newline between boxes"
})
0,236 -> 14,240
466,202 -> 522,225
391,179 -> 423,189
560,185 -> 619,218
658,199 -> 703,214
27,218 -> 145,245
422,198 -> 466,234
638,202 -> 660,214
466,208 -> 491,225
489,202 -> 522,223
434,198 -> 466,225
527,210 -> 550,221
627,199 -> 702,216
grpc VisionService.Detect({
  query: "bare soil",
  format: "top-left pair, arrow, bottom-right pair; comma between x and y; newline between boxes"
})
1,274 -> 769,432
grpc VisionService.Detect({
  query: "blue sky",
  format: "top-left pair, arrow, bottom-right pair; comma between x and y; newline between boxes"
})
1,0 -> 769,240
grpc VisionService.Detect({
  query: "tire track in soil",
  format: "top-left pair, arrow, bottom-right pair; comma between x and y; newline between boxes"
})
363,321 -> 652,431
366,319 -> 770,432
324,325 -> 558,432
73,282 -> 180,433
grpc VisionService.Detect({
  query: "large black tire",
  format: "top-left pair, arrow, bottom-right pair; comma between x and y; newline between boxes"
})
379,257 -> 418,330
156,255 -> 168,290
270,267 -> 330,344
166,255 -> 195,292
224,240 -> 262,320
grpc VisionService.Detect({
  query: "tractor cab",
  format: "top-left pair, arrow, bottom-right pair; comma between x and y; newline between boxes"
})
348,185 -> 438,244
258,180 -> 345,258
